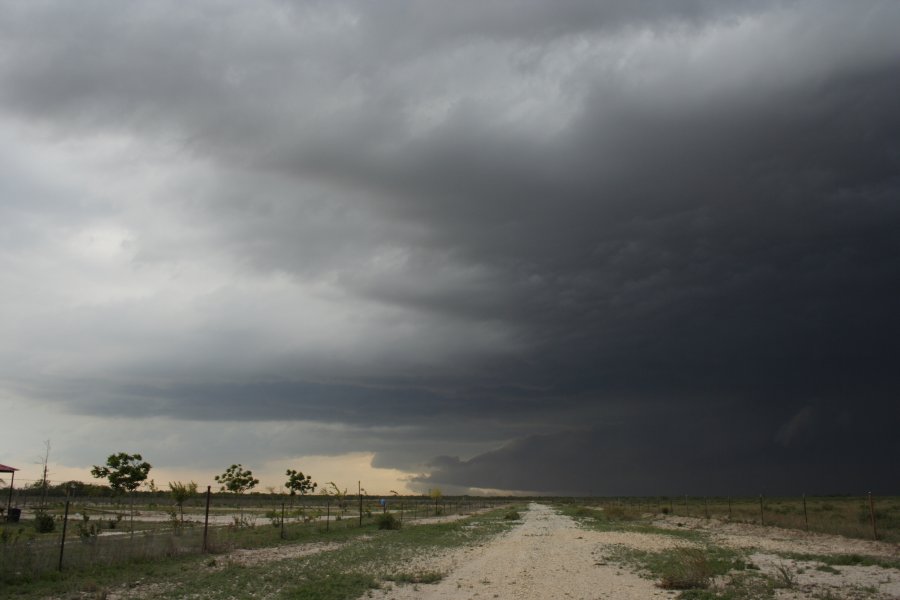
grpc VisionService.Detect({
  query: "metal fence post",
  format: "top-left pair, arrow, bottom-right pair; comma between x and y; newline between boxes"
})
203,485 -> 211,552
58,493 -> 70,571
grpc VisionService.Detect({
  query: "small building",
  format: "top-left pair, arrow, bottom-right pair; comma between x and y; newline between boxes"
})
1,463 -> 19,519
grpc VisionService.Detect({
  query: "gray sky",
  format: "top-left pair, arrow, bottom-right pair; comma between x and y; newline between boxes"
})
2,0 -> 899,495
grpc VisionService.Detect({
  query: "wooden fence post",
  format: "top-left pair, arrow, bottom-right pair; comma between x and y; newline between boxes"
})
802,494 -> 808,532
58,493 -> 70,571
759,494 -> 765,526
869,492 -> 878,540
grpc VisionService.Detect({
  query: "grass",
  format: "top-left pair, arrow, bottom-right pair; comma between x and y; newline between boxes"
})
1,506 -> 517,599
557,495 -> 900,543
383,570 -> 443,584
658,548 -> 716,589
677,572 -> 778,600
600,542 -> 750,588
281,573 -> 381,600
560,503 -> 706,542
777,552 -> 900,570
560,503 -> 790,600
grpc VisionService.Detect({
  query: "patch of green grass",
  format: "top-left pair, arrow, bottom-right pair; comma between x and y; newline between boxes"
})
594,525 -> 756,598
678,572 -> 777,599
815,564 -> 841,574
281,573 -> 380,600
658,548 -> 715,590
2,507 -> 517,600
560,504 -> 706,542
383,570 -> 443,584
780,552 -> 900,570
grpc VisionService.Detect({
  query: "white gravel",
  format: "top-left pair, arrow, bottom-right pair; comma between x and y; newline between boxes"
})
374,503 -> 677,600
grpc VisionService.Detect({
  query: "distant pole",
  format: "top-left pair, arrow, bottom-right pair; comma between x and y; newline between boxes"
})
325,499 -> 330,532
358,481 -> 363,527
280,502 -> 285,540
802,494 -> 808,532
684,495 -> 688,516
669,498 -> 673,515
203,485 -> 211,552
759,494 -> 765,526
728,496 -> 732,519
58,490 -> 71,571
704,497 -> 709,519
868,492 -> 878,540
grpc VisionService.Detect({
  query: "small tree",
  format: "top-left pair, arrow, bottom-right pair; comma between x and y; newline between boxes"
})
285,469 -> 316,509
326,481 -> 349,516
214,464 -> 259,494
91,452 -> 151,536
215,464 -> 258,523
430,487 -> 443,515
168,481 -> 198,523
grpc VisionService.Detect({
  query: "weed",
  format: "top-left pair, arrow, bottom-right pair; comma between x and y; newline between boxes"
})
282,573 -> 380,600
504,510 -> 521,520
815,564 -> 840,574
773,563 -> 795,588
658,548 -> 714,590
780,552 -> 900,570
679,571 -> 776,599
383,571 -> 443,584
33,514 -> 55,533
376,513 -> 400,530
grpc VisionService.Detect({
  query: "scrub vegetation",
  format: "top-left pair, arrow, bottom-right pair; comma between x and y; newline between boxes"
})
0,506 -> 518,599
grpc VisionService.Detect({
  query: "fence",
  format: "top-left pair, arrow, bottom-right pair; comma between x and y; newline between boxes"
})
567,493 -> 899,543
0,488 -> 505,581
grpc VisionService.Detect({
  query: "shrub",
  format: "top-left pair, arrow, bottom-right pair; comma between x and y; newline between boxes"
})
504,511 -> 521,520
33,513 -> 55,533
377,513 -> 400,530
384,571 -> 443,584
658,548 -> 713,590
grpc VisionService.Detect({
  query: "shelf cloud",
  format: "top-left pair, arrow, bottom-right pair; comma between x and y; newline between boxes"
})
2,0 -> 898,494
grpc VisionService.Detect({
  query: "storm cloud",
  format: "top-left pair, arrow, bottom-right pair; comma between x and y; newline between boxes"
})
1,0 -> 898,494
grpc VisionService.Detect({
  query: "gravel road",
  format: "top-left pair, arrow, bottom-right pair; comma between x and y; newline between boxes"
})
376,503 -> 676,600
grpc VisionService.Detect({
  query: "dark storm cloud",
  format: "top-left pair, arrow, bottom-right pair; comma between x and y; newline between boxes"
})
2,1 -> 899,492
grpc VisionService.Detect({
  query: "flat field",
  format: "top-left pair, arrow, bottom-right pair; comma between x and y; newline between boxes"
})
2,499 -> 899,599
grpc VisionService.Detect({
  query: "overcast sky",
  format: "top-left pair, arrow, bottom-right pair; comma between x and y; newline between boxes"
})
2,0 -> 899,496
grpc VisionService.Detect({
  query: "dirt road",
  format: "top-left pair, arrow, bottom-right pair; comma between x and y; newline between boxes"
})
376,503 -> 675,600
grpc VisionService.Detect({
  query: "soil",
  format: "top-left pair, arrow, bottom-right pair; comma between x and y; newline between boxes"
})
62,503 -> 900,599
373,503 -> 674,600
375,504 -> 900,600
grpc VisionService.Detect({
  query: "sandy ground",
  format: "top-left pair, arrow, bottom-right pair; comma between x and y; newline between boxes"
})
374,503 -> 677,600
56,503 -> 900,600
651,515 -> 900,599
653,514 -> 900,558
376,505 -> 900,600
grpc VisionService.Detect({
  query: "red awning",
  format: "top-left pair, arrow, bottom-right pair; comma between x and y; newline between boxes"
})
0,464 -> 19,473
